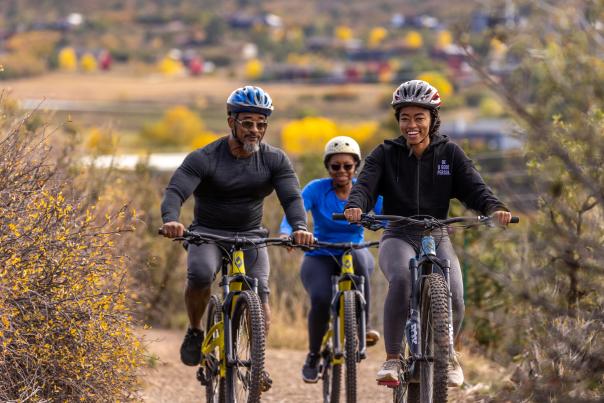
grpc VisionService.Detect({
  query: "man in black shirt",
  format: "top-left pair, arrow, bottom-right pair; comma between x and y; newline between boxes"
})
160,86 -> 313,383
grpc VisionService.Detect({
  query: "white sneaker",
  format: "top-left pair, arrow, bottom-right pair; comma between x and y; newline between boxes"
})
376,359 -> 401,382
447,353 -> 464,387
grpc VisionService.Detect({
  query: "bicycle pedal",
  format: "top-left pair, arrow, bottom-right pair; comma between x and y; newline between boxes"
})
377,380 -> 400,388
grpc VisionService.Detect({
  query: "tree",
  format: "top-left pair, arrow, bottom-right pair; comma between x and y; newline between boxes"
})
460,1 -> 604,400
404,30 -> 423,49
58,47 -> 77,72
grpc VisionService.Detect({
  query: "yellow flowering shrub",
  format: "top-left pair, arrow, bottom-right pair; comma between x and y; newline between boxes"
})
0,99 -> 144,400
281,116 -> 338,155
281,117 -> 378,157
141,105 -> 218,149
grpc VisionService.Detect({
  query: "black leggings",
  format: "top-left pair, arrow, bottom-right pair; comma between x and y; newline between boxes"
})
300,249 -> 375,354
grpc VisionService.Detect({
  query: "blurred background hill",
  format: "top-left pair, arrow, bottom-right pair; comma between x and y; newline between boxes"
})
2,1 -> 602,401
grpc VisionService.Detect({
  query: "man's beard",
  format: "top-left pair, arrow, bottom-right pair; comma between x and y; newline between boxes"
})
243,140 -> 260,153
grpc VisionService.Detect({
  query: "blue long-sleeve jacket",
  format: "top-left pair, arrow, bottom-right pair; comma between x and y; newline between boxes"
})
280,178 -> 383,256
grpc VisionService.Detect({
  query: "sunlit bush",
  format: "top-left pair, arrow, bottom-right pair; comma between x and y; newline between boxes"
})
417,71 -> 453,99
86,127 -> 118,155
281,116 -> 378,157
368,27 -> 387,48
281,116 -> 338,155
404,30 -> 423,49
58,47 -> 78,72
244,58 -> 264,80
0,97 -> 144,401
140,105 -> 216,149
80,53 -> 98,72
0,52 -> 47,79
335,26 -> 353,41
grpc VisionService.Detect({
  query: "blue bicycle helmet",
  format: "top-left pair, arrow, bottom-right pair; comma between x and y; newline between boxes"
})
226,86 -> 274,117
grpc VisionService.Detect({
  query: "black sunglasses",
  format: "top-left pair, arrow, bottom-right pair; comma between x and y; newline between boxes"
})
235,118 -> 268,131
329,163 -> 355,172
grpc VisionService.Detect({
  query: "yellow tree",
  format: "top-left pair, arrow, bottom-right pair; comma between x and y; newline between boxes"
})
58,47 -> 77,71
368,27 -> 388,48
436,30 -> 453,49
244,58 -> 264,80
417,71 -> 453,99
157,57 -> 184,76
404,31 -> 423,49
80,53 -> 98,72
281,117 -> 338,155
335,26 -> 353,41
141,106 -> 205,148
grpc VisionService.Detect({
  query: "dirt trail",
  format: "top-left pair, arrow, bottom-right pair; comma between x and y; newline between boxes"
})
140,328 -> 503,402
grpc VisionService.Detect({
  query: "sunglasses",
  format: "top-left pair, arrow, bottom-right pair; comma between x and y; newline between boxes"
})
329,163 -> 355,172
235,119 -> 268,132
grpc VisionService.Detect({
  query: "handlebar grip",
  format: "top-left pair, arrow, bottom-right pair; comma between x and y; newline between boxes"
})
158,228 -> 190,236
332,213 -> 346,220
510,216 -> 520,224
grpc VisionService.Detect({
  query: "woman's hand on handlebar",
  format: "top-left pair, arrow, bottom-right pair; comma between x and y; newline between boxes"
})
343,207 -> 363,223
491,210 -> 512,226
160,221 -> 185,238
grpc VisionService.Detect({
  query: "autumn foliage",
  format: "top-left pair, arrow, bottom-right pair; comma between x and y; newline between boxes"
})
0,99 -> 144,400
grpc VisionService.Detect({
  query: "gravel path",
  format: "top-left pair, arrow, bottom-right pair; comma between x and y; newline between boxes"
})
140,328 -> 500,402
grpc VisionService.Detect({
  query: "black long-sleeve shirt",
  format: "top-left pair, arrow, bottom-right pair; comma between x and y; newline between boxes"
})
346,134 -> 508,218
161,136 -> 307,232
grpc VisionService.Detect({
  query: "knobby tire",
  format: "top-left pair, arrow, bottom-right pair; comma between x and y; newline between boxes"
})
205,295 -> 226,403
419,274 -> 450,403
343,291 -> 358,403
226,291 -> 266,403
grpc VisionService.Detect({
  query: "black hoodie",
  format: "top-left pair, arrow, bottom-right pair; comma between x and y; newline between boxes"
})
346,134 -> 508,218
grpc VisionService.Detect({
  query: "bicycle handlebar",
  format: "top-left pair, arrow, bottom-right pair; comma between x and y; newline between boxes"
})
332,213 -> 519,228
313,240 -> 380,250
158,228 -> 300,247
159,228 -> 381,250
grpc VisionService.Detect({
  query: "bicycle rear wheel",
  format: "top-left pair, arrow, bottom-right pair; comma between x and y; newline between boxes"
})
343,291 -> 358,403
226,290 -> 266,403
205,295 -> 225,403
418,273 -> 450,403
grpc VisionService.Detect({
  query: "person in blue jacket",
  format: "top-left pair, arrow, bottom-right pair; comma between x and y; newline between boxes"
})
280,136 -> 383,383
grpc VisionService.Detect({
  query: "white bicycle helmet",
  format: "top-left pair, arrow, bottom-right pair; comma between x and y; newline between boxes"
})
391,79 -> 442,111
323,136 -> 361,166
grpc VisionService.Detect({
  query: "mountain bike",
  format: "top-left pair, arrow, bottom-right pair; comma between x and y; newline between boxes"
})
310,239 -> 380,403
160,229 -> 296,403
334,213 -> 518,403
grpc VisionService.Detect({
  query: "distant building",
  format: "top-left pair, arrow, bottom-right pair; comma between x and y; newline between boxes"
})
441,119 -> 523,151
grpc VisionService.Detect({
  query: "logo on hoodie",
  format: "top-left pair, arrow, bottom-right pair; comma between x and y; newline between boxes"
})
437,159 -> 451,176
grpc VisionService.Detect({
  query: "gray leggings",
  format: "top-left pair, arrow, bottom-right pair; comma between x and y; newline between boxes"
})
187,226 -> 270,303
379,234 -> 464,356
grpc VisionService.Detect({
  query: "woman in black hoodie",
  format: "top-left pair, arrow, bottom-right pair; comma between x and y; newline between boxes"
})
343,80 -> 512,387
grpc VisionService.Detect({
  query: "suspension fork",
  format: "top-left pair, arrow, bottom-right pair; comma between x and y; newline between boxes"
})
406,258 -> 421,357
442,259 -> 454,356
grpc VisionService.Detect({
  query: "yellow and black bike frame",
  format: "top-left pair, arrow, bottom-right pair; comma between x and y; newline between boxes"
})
201,247 -> 258,380
328,249 -> 368,363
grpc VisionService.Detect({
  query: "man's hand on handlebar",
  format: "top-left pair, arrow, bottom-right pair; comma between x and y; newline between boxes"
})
160,221 -> 185,238
343,207 -> 363,223
292,229 -> 314,245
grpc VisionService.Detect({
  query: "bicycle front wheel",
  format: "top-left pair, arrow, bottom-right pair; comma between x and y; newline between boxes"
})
419,273 -> 450,403
205,295 -> 226,403
226,290 -> 266,403
320,344 -> 341,403
343,291 -> 358,403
